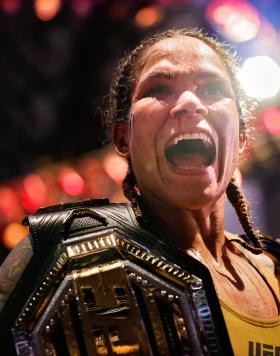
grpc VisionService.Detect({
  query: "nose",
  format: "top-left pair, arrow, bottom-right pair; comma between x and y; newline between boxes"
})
170,91 -> 208,119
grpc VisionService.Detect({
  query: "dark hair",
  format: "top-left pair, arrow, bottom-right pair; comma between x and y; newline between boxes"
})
108,27 -> 262,254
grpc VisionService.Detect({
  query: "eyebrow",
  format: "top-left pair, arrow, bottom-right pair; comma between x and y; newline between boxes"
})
145,69 -> 228,82
148,71 -> 175,79
133,69 -> 232,99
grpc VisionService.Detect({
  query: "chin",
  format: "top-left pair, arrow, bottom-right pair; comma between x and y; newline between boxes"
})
161,188 -> 222,211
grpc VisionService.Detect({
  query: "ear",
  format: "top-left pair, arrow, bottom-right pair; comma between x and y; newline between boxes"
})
239,133 -> 247,155
112,122 -> 130,158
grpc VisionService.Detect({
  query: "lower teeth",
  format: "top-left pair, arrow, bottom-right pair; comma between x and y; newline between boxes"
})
165,139 -> 214,168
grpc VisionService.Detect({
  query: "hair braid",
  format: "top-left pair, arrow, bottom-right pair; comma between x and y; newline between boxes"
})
226,177 -> 263,254
122,160 -> 146,223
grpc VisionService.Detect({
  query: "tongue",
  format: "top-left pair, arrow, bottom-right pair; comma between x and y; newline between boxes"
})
165,139 -> 213,169
171,152 -> 208,168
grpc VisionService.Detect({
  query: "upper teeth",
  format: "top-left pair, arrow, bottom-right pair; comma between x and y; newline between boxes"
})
171,133 -> 212,145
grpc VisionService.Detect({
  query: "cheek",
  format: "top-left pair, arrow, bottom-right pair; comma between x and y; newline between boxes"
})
209,98 -> 240,135
129,101 -> 168,178
129,99 -> 168,143
131,98 -> 168,119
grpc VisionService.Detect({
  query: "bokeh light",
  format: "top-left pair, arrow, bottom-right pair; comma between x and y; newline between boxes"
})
103,153 -> 128,185
135,6 -> 163,28
22,174 -> 48,213
238,56 -> 280,99
2,0 -> 21,13
59,167 -> 85,196
157,0 -> 190,4
108,1 -> 128,20
0,186 -> 22,223
3,223 -> 29,250
34,0 -> 61,21
71,0 -> 92,17
262,107 -> 280,135
206,0 -> 260,42
253,21 -> 278,54
78,157 -> 111,198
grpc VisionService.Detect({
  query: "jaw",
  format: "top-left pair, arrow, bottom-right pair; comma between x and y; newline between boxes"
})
157,162 -> 220,210
155,132 -> 229,209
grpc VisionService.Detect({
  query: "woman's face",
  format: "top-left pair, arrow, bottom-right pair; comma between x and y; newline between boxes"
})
116,36 -> 242,211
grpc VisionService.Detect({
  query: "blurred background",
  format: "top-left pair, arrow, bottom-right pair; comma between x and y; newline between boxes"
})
1,0 -> 280,262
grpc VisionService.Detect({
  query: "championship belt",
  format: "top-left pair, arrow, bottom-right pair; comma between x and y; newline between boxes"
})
0,199 -> 233,355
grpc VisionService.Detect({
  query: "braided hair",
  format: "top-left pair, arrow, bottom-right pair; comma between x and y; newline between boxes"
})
122,160 -> 143,221
226,177 -> 263,254
107,28 -> 262,254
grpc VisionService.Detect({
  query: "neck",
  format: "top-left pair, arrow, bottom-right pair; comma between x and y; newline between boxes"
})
141,195 -> 227,263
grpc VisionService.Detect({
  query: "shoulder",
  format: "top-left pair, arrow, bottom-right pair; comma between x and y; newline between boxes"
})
24,198 -> 134,253
258,234 -> 280,279
225,231 -> 280,277
0,236 -> 33,312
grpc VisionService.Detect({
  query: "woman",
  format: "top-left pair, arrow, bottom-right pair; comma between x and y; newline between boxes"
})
1,28 -> 279,354
109,28 -> 280,353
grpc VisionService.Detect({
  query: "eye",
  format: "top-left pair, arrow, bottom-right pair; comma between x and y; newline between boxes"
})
144,84 -> 172,98
201,83 -> 226,97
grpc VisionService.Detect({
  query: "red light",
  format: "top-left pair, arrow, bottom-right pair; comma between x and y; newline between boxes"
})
0,186 -> 22,222
34,0 -> 61,21
79,157 -> 104,179
157,0 -> 190,4
103,153 -> 128,185
2,0 -> 21,13
135,6 -> 164,28
206,0 -> 260,42
3,223 -> 29,250
263,107 -> 280,135
71,0 -> 92,16
59,168 -> 85,196
79,157 -> 114,198
207,3 -> 232,25
22,174 -> 48,213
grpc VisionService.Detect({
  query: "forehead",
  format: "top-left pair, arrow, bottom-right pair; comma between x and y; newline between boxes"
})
138,36 -> 230,80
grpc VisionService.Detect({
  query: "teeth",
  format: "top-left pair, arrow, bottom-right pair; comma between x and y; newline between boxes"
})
172,132 -> 212,145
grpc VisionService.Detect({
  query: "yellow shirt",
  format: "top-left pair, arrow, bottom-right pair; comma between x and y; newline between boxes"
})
220,248 -> 280,356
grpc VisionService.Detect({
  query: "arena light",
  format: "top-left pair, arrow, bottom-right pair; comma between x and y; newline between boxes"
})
238,56 -> 280,99
3,222 -> 29,250
2,0 -> 21,14
78,157 -> 111,197
157,0 -> 191,3
206,0 -> 260,42
262,107 -> 280,135
135,6 -> 164,28
59,167 -> 85,196
103,153 -> 128,185
34,0 -> 61,21
22,174 -> 48,213
0,186 -> 22,222
71,0 -> 92,17
253,21 -> 277,53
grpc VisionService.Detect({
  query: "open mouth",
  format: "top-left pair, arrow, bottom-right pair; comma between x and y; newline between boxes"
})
165,133 -> 216,169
